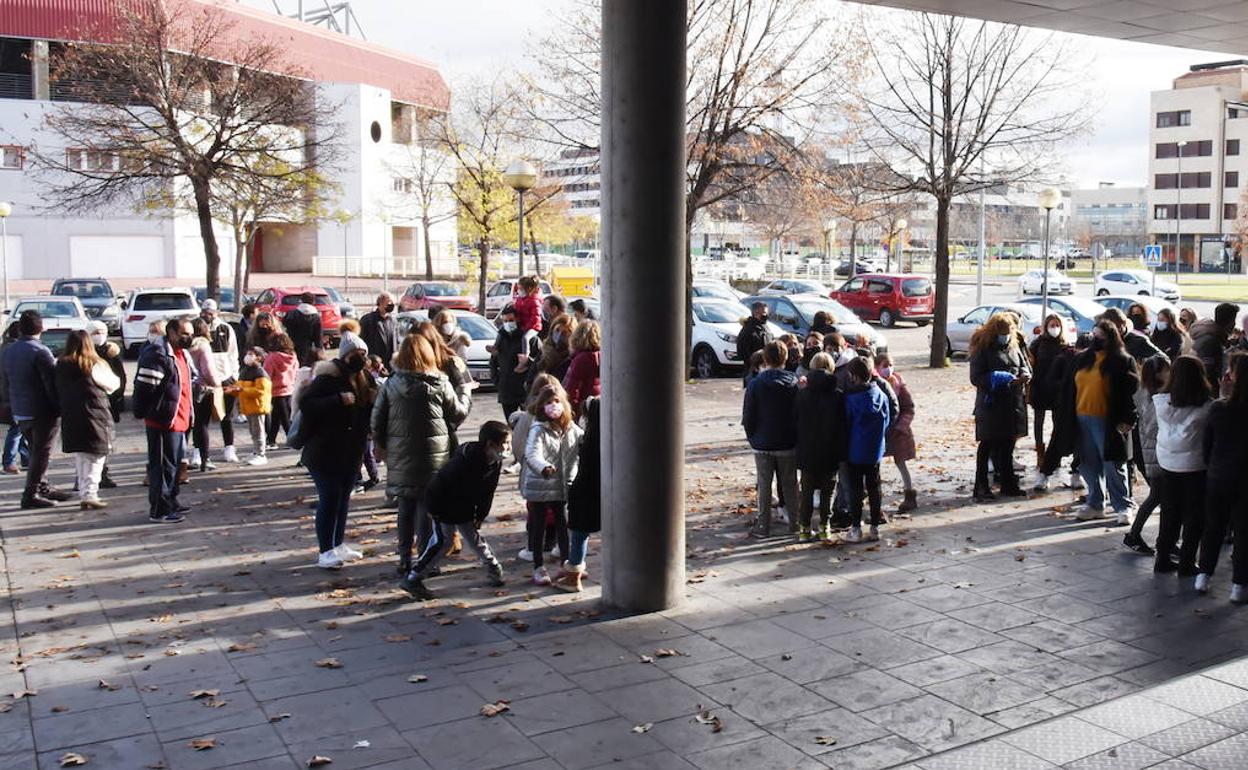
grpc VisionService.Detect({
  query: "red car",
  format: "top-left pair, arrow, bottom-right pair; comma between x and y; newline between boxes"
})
830,273 -> 934,328
399,281 -> 477,312
253,286 -> 343,343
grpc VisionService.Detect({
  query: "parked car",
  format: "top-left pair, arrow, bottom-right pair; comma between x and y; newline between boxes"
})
691,279 -> 746,304
758,278 -> 832,298
1018,269 -> 1076,296
321,286 -> 356,319
833,258 -> 881,277
50,278 -> 123,334
120,288 -> 198,355
252,286 -> 343,346
483,278 -> 554,318
1094,294 -> 1179,321
398,281 -> 477,313
192,286 -> 242,312
688,298 -> 775,378
1015,295 -> 1106,335
742,294 -> 887,354
397,308 -> 498,388
831,273 -> 934,328
945,302 -> 1076,357
1095,269 -> 1180,302
5,296 -> 90,335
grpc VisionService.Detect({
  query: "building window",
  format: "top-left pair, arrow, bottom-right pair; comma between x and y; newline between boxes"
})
1229,139 -> 1241,156
1154,205 -> 1174,220
1229,106 -> 1246,120
1156,110 -> 1192,128
0,145 -> 23,170
1179,203 -> 1210,220
392,177 -> 413,194
65,148 -> 121,172
1225,203 -> 1238,220
1158,140 -> 1215,158
1228,171 -> 1240,188
1155,173 -> 1177,190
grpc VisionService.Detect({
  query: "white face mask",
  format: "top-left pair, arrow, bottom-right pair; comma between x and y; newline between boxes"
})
243,353 -> 256,366
503,321 -> 517,333
544,401 -> 565,420
879,366 -> 893,378
441,323 -> 455,336
90,333 -> 107,347
147,333 -> 162,345
1157,321 -> 1169,331
1047,326 -> 1062,338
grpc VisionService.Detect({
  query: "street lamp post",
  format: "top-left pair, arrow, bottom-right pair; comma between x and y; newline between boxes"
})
889,218 -> 908,273
0,201 -> 11,313
1176,140 -> 1187,282
822,219 -> 837,281
504,160 -> 538,276
1037,187 -> 1062,321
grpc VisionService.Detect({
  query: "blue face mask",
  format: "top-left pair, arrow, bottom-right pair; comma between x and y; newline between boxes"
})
997,334 -> 1010,347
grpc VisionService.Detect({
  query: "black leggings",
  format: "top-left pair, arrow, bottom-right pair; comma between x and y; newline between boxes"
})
800,468 -> 836,530
267,395 -> 292,445
976,439 -> 1018,492
848,463 -> 882,528
1199,476 -> 1248,583
220,392 -> 236,446
1157,470 -> 1206,569
192,398 -> 213,459
1130,471 -> 1164,539
526,501 -> 569,570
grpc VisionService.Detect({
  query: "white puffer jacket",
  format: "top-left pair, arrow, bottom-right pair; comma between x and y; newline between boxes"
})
1153,394 -> 1212,473
521,420 -> 583,502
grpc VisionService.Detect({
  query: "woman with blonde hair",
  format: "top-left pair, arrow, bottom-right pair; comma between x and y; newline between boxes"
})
521,384 -> 582,585
432,309 -> 472,359
969,312 -> 1031,501
372,332 -> 471,576
55,330 -> 121,509
563,320 -> 601,417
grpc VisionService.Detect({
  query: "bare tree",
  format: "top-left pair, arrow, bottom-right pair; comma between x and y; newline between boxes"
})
859,12 -> 1087,366
34,0 -> 340,299
389,112 -> 458,280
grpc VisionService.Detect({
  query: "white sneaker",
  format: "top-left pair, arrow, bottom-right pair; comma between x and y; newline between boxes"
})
503,462 -> 521,475
812,490 -> 821,508
1115,511 -> 1131,527
533,567 -> 552,586
776,505 -> 791,524
335,544 -> 364,561
317,550 -> 344,570
549,546 -> 561,560
1032,470 -> 1050,491
233,413 -> 247,424
1195,573 -> 1211,594
845,526 -> 863,544
189,448 -> 202,467
246,454 -> 268,466
518,547 -> 534,562
222,445 -> 240,463
1231,584 -> 1248,604
1075,505 -> 1108,521
1069,472 -> 1086,491
866,526 -> 880,542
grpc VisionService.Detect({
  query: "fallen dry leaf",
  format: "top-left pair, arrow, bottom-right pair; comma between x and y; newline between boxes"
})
510,621 -> 529,632
51,705 -> 68,713
189,690 -> 220,700
695,710 -> 723,733
12,690 -> 37,700
548,615 -> 575,625
227,643 -> 257,653
638,655 -> 654,664
406,674 -> 428,683
383,634 -> 412,643
435,618 -> 459,627
59,752 -> 88,767
315,658 -> 343,669
306,756 -> 333,767
269,713 -> 292,723
188,738 -> 216,751
480,701 -> 510,717
0,701 -> 11,713
631,722 -> 653,734
654,648 -> 682,658
96,680 -> 121,692
814,735 -> 838,746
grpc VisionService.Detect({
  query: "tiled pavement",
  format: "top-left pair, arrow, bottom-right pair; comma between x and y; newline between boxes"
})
3,375 -> 1248,769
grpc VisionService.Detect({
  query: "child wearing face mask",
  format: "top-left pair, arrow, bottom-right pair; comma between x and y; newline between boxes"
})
1028,314 -> 1072,490
876,353 -> 917,513
521,385 -> 583,586
513,276 -> 544,373
227,347 -> 273,466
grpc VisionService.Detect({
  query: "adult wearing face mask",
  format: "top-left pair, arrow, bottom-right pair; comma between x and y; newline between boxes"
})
284,292 -> 324,367
737,302 -> 774,387
432,309 -> 471,359
1103,307 -> 1166,366
0,310 -> 71,509
87,321 -> 125,488
490,306 -> 541,419
969,312 -> 1031,501
360,293 -> 398,366
1028,314 -> 1072,490
134,318 -> 197,523
245,311 -> 283,352
1151,308 -> 1188,362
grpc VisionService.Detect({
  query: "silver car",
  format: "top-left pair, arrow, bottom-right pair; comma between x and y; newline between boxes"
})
945,302 -> 1047,357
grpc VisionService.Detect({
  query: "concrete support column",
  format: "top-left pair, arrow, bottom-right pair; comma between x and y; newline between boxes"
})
31,41 -> 50,100
600,0 -> 687,611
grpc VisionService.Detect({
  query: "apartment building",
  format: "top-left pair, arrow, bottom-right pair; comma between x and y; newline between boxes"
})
1070,183 -> 1148,257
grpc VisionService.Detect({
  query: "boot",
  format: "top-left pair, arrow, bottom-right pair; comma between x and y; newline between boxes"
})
553,562 -> 584,593
898,489 -> 917,513
449,530 -> 463,556
177,462 -> 190,486
99,466 -> 118,489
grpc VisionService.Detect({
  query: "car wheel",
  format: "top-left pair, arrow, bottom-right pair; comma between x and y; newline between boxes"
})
879,308 -> 896,328
692,346 -> 719,379
1138,290 -> 1150,296
1097,289 -> 1109,296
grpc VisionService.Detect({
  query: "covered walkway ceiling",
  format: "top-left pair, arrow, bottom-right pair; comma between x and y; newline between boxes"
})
854,0 -> 1248,54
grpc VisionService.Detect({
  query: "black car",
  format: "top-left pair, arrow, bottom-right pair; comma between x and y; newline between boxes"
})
833,260 -> 879,277
50,278 -> 122,334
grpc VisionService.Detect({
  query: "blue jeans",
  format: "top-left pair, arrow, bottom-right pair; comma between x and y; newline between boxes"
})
3,424 -> 28,468
1077,415 -> 1132,513
145,427 -> 184,516
567,529 -> 590,567
311,469 -> 355,553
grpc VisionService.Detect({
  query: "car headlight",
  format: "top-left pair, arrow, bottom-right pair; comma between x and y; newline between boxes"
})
715,331 -> 737,343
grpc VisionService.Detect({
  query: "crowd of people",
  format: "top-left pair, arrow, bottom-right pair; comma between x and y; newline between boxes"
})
970,300 -> 1248,603
0,280 -> 602,600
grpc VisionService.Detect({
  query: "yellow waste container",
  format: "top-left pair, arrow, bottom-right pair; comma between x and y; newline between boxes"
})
549,265 -> 596,299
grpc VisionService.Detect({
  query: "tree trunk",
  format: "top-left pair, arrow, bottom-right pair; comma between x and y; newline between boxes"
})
477,236 -> 490,315
422,215 -> 434,280
849,222 -> 858,277
192,177 -> 222,300
232,236 -> 246,311
928,194 -> 952,368
529,220 -> 541,275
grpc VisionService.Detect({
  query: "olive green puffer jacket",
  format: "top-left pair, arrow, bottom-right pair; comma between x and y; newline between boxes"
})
371,368 -> 471,498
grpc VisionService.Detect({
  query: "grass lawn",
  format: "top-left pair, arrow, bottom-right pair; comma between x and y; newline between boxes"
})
946,259 -> 1248,301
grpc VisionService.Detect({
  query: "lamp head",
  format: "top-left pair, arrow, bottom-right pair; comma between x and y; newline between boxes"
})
1037,187 -> 1062,211
504,160 -> 538,192
895,218 -> 908,231
0,201 -> 11,218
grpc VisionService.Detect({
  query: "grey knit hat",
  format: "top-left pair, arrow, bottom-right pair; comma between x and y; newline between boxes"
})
337,331 -> 369,359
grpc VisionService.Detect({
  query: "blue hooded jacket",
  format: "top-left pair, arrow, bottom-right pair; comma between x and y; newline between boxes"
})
742,368 -> 798,451
844,381 -> 891,465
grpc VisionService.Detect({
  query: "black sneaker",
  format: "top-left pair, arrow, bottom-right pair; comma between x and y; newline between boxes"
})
747,525 -> 772,539
399,575 -> 435,600
1123,533 -> 1155,556
39,485 -> 73,502
487,565 -> 506,587
99,475 -> 118,490
149,511 -> 185,524
361,478 -> 379,492
20,495 -> 56,509
172,502 -> 191,514
1154,559 -> 1178,574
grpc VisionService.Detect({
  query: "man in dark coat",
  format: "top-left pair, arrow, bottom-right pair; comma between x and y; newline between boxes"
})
283,292 -> 324,366
795,360 -> 845,540
490,305 -> 541,419
0,311 -> 70,508
1191,302 -> 1239,385
359,292 -> 398,368
736,302 -> 773,387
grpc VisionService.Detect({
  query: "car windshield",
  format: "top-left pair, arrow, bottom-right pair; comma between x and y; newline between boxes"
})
694,301 -> 744,324
16,300 -> 80,317
791,297 -> 862,325
134,293 -> 195,312
792,281 -> 824,294
194,288 -> 235,307
694,283 -> 736,301
456,314 -> 496,340
280,293 -> 332,307
902,278 -> 931,297
40,329 -> 72,355
322,287 -> 343,301
53,281 -> 110,299
422,283 -> 461,297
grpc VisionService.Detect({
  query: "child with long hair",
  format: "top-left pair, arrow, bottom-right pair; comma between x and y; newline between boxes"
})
510,373 -> 565,562
513,275 -> 543,373
521,385 -> 582,585
263,333 -> 298,448
1124,355 -> 1170,556
1069,321 -> 1138,522
877,353 -> 917,513
1153,354 -> 1213,574
1196,353 -> 1248,600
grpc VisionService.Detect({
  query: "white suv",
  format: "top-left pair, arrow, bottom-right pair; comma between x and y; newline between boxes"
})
121,288 -> 198,356
482,278 -> 553,319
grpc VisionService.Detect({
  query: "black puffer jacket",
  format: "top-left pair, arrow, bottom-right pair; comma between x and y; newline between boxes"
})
371,368 -> 470,497
1150,326 -> 1186,362
735,317 -> 773,382
425,441 -> 502,524
298,360 -> 374,475
970,342 -> 1030,443
1028,334 -> 1070,412
491,327 -> 540,407
567,397 -> 601,534
1124,330 -> 1166,365
795,369 -> 845,474
55,360 -> 115,455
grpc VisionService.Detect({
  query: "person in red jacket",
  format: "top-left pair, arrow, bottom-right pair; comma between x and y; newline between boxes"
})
563,320 -> 601,418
